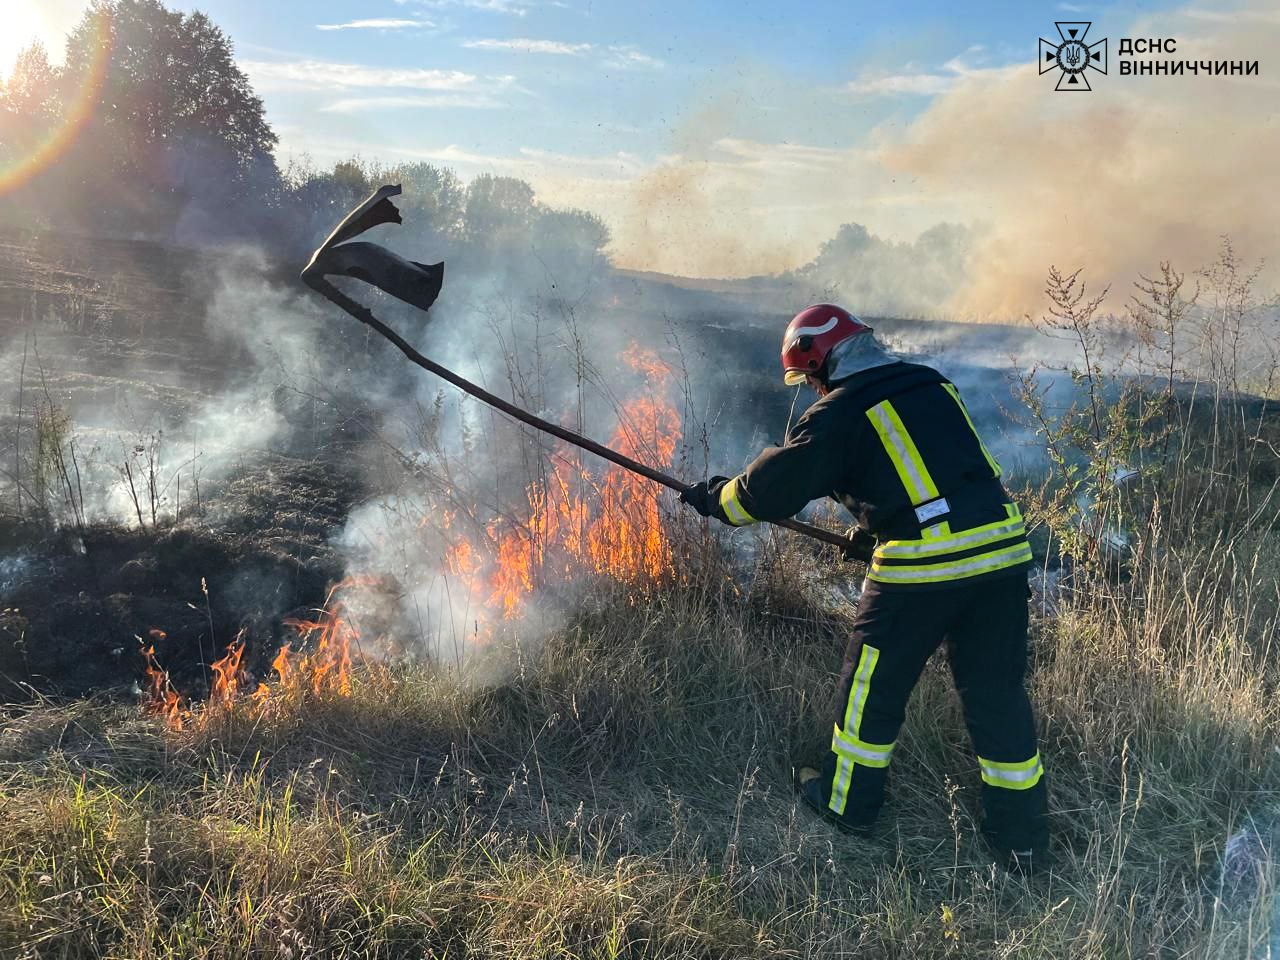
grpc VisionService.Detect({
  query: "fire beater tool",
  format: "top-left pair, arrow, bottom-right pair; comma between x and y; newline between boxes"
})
302,184 -> 852,551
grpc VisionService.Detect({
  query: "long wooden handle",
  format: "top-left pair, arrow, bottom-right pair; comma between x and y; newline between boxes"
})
307,276 -> 851,550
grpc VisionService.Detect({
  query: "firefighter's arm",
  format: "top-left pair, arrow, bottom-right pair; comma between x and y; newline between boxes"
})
714,404 -> 849,526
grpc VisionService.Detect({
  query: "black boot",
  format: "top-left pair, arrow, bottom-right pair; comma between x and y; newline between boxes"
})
986,838 -> 1050,877
793,766 -> 876,837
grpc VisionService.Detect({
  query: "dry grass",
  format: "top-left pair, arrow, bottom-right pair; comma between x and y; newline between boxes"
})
2,518 -> 1278,957
3,248 -> 1279,957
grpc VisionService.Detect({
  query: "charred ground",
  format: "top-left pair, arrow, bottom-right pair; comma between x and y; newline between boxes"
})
2,230 -> 1280,959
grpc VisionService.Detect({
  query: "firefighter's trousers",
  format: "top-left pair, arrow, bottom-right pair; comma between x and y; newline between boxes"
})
815,573 -> 1048,852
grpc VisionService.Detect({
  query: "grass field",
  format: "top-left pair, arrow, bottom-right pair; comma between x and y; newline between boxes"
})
3,519 -> 1278,957
3,242 -> 1279,957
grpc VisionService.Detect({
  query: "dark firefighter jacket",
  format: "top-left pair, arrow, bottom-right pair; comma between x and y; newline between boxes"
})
710,361 -> 1032,589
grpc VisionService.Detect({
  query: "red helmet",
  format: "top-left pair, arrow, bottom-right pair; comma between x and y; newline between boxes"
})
780,304 -> 872,385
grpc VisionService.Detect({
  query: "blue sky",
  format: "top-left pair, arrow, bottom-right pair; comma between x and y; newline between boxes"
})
206,0 -> 1113,163
6,0 -> 1277,316
6,0 -> 1147,166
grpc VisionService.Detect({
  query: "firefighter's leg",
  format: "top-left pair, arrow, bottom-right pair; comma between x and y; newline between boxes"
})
946,576 -> 1049,854
810,586 -> 952,828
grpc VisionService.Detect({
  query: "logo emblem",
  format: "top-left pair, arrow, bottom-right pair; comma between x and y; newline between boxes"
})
1040,22 -> 1107,90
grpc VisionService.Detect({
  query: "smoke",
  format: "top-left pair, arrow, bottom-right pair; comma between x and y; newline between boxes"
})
0,248 -> 320,527
0,150 -> 1126,673
885,3 -> 1280,319
510,0 -> 1280,321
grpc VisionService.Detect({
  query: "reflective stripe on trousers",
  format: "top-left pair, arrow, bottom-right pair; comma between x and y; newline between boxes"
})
829,645 -> 895,815
978,752 -> 1044,790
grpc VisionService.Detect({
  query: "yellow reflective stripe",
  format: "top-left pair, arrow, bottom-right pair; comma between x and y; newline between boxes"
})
830,756 -> 854,810
875,516 -> 1025,560
841,645 -> 879,732
832,726 -> 895,768
718,476 -> 757,526
942,382 -> 1002,478
866,401 -> 940,505
978,753 -> 1044,790
868,542 -> 1032,584
830,645 -> 882,814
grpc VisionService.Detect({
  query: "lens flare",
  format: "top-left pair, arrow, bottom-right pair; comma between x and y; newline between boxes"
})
0,8 -> 113,196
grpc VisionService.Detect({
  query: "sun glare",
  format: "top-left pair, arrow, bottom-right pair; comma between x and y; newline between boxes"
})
0,8 -> 46,80
0,1 -> 91,80
0,2 -> 109,195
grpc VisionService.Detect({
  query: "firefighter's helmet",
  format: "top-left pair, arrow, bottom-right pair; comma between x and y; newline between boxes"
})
780,304 -> 873,386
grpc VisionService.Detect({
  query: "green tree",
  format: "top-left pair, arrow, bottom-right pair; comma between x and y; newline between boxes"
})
463,174 -> 536,244
57,0 -> 279,234
63,1 -> 275,165
387,162 -> 465,239
0,44 -> 65,227
0,43 -> 62,124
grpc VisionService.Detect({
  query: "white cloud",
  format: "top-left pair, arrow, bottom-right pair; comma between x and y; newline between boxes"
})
846,46 -> 990,97
268,0 -> 1280,321
1183,6 -> 1280,22
462,38 -> 592,55
397,0 -> 535,15
1057,2 -> 1088,12
603,45 -> 665,69
316,18 -> 435,31
239,59 -> 514,92
846,72 -> 957,96
320,93 -> 507,112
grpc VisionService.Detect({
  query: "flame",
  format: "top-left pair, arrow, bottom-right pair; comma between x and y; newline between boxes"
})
282,580 -> 361,696
271,641 -> 292,687
135,345 -> 680,705
208,632 -> 247,710
138,580 -> 368,726
439,344 -> 681,633
251,682 -> 270,705
140,643 -> 183,729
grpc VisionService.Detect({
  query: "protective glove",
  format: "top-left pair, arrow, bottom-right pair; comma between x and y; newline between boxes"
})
679,475 -> 730,518
842,526 -> 877,563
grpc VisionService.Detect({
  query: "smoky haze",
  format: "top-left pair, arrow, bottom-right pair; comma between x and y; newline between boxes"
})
0,196 -> 1076,667
520,0 -> 1280,322
4,0 -> 1269,674
888,4 -> 1280,319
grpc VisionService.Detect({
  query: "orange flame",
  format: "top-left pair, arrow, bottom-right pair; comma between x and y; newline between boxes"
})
282,580 -> 362,696
439,344 -> 681,633
208,631 -> 247,710
271,641 -> 292,687
140,643 -> 183,729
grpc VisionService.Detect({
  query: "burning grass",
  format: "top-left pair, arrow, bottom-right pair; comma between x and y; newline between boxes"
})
438,344 -> 681,632
4,528 -> 1280,957
137,578 -> 368,733
4,254 -> 1280,955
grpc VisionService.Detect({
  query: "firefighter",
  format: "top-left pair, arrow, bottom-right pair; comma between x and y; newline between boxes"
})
679,305 -> 1048,873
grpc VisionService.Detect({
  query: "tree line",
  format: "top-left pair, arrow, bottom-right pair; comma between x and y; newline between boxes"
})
0,0 -> 609,269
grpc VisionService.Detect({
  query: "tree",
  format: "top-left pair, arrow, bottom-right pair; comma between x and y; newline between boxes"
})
463,175 -> 536,244
387,162 -> 465,239
0,43 -> 62,124
63,1 -> 275,165
531,207 -> 611,276
0,44 -> 65,227
57,0 -> 280,235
